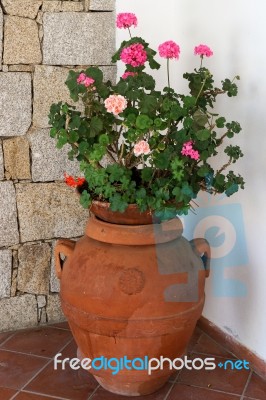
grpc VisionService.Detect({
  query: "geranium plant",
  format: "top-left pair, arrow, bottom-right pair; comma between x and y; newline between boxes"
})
49,12 -> 244,217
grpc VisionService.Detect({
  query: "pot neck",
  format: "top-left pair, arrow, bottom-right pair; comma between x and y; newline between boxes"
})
85,215 -> 183,245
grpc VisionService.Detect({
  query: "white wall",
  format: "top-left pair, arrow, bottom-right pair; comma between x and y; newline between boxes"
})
116,0 -> 266,361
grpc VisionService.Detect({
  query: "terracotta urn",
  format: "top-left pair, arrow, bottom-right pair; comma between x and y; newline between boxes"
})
54,203 -> 210,396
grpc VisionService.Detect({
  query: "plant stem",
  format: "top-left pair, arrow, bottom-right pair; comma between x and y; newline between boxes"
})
217,159 -> 232,174
196,74 -> 208,103
167,58 -> 170,88
128,28 -> 132,39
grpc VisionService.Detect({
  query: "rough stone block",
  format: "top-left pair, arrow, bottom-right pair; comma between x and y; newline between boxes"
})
33,65 -> 74,128
0,141 -> 4,180
8,65 -> 34,72
37,295 -> 46,308
61,1 -> 84,11
0,6 -> 3,69
0,294 -> 37,331
0,182 -> 19,247
2,0 -> 42,19
4,16 -> 42,64
33,65 -> 116,127
42,1 -> 61,12
17,243 -> 51,295
3,137 -> 31,180
43,12 -> 115,65
89,0 -> 115,11
50,241 -> 60,293
0,250 -> 12,299
16,183 -> 88,242
46,294 -> 66,323
30,128 -> 80,182
0,73 -> 32,137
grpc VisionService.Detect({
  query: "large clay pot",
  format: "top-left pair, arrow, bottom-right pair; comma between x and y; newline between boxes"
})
55,205 -> 210,396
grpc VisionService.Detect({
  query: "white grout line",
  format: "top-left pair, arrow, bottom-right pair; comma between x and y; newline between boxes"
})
240,370 -> 253,400
8,337 -> 74,400
86,384 -> 101,400
0,348 -> 52,360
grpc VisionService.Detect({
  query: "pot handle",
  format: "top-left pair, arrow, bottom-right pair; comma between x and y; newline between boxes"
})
54,239 -> 76,280
190,238 -> 211,278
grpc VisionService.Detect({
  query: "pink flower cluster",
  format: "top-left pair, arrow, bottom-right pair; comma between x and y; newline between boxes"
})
77,73 -> 95,87
181,141 -> 200,160
122,71 -> 137,80
104,94 -> 127,116
120,43 -> 147,67
116,13 -> 138,29
158,41 -> 180,59
133,140 -> 150,157
194,44 -> 213,57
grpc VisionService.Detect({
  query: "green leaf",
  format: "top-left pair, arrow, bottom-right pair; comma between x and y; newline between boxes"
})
69,115 -> 81,129
110,193 -> 128,212
80,191 -> 91,209
69,130 -> 79,143
193,110 -> 208,127
215,173 -> 225,185
153,150 -> 171,169
216,117 -> 226,128
140,167 -> 152,182
225,183 -> 239,196
99,134 -> 110,146
136,114 -> 152,130
196,128 -> 211,141
50,127 -> 57,138
139,95 -> 157,113
78,141 -> 90,155
85,67 -> 103,84
181,182 -> 194,197
183,96 -> 197,108
90,116 -> 103,137
197,164 -> 211,177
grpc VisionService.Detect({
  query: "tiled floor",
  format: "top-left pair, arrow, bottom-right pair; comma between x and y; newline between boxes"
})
0,322 -> 265,400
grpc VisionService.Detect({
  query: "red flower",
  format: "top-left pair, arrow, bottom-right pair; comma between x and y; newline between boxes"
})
64,173 -> 86,188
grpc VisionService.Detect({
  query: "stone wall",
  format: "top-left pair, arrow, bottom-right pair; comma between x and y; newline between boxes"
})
0,0 -> 116,332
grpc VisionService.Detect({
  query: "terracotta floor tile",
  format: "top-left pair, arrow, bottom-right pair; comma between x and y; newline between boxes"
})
0,386 -> 18,400
13,392 -> 62,400
61,339 -> 78,360
244,372 -> 266,399
167,383 -> 241,399
0,350 -> 48,390
25,360 -> 98,400
0,332 -> 14,346
2,327 -> 72,358
177,355 -> 250,394
192,332 -> 235,358
187,327 -> 203,351
90,382 -> 172,399
50,321 -> 70,330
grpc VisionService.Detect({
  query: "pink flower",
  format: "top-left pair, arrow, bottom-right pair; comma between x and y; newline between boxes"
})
158,41 -> 180,59
116,13 -> 138,29
194,44 -> 213,57
181,141 -> 200,160
133,140 -> 150,157
120,43 -> 147,67
122,71 -> 137,80
104,94 -> 127,115
77,73 -> 95,87
83,77 -> 95,87
77,73 -> 86,83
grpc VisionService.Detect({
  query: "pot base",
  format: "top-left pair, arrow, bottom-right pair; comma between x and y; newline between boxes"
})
94,375 -> 169,397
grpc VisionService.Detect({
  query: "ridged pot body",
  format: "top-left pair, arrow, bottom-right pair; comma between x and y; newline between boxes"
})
56,214 -> 209,396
